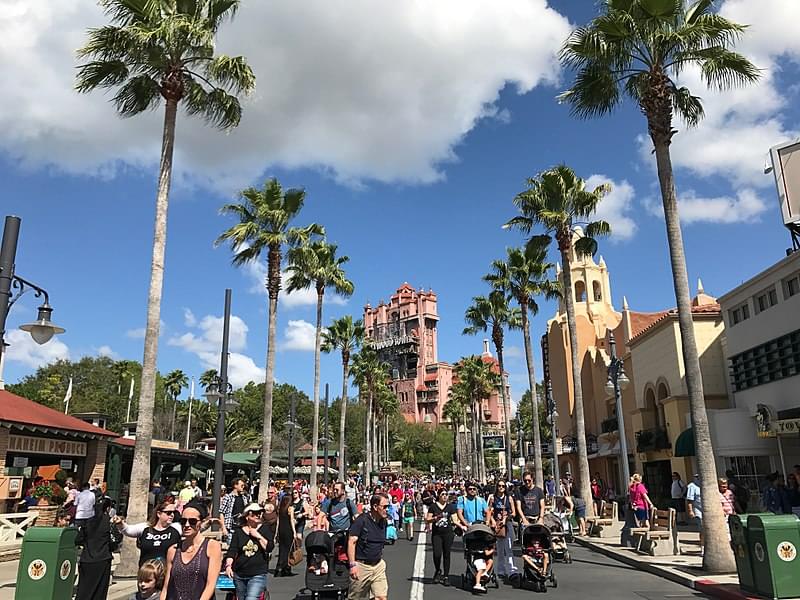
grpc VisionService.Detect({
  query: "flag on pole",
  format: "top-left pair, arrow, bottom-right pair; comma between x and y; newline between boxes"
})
126,376 -> 135,423
63,377 -> 73,414
129,376 -> 135,400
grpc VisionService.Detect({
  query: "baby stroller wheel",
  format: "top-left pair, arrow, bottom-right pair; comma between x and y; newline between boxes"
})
540,580 -> 548,593
550,573 -> 558,588
493,575 -> 500,589
565,551 -> 572,564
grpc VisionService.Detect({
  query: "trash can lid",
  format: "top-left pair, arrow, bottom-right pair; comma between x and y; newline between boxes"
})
23,527 -> 77,543
747,514 -> 800,530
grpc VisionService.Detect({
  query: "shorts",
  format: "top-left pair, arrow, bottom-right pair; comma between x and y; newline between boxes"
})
350,560 -> 388,600
473,559 -> 487,571
634,508 -> 649,522
403,517 -> 414,524
574,504 -> 586,519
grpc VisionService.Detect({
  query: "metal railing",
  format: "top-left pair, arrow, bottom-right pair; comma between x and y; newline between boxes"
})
635,427 -> 671,452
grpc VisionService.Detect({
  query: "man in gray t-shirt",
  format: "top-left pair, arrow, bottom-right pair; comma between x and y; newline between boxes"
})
328,482 -> 357,532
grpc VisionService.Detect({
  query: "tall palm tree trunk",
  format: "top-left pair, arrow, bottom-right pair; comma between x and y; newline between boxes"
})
477,403 -> 487,481
654,141 -> 733,573
470,403 -> 479,479
365,390 -> 373,481
309,290 -> 323,494
560,246 -> 594,517
170,395 -> 177,441
495,343 -> 513,478
338,357 -> 349,482
521,307 -> 544,488
122,98 -> 177,577
259,250 -> 280,503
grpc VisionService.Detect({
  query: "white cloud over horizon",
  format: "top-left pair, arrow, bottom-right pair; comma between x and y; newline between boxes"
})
5,329 -> 70,370
282,320 -> 319,352
168,313 -> 265,387
645,188 -> 768,224
0,0 -> 571,191
586,175 -> 638,241
243,262 -> 349,309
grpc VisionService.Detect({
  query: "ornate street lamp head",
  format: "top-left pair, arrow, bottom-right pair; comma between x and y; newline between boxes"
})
20,303 -> 65,345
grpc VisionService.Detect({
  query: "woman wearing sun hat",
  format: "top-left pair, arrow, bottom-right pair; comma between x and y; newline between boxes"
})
223,503 -> 275,600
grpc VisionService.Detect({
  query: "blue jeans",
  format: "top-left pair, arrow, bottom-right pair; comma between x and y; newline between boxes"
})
234,573 -> 268,600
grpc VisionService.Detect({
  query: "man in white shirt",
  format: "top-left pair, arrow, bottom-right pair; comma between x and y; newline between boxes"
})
686,474 -> 703,551
74,481 -> 96,526
670,472 -> 687,523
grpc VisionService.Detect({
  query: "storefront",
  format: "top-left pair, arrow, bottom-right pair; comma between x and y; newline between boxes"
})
0,389 -> 116,510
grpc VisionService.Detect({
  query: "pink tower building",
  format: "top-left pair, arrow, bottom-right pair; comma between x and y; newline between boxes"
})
363,283 -> 507,427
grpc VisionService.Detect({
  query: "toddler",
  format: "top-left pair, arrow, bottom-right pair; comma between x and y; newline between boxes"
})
473,543 -> 495,591
129,560 -> 164,600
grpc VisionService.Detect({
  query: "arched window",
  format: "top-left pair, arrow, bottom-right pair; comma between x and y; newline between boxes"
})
593,280 -> 602,301
644,387 -> 657,428
575,280 -> 587,302
656,382 -> 669,428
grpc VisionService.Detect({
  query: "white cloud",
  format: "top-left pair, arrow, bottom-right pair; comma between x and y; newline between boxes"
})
282,320 -> 319,351
0,1 -> 571,190
168,313 -> 265,387
637,0 -> 800,194
645,188 -> 768,224
5,329 -> 69,369
504,346 -> 525,360
183,308 -> 197,328
243,262 -> 348,309
585,175 -> 637,241
126,328 -> 146,339
96,345 -> 118,359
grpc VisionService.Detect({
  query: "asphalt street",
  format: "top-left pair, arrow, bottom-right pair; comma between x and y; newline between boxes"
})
259,523 -> 710,600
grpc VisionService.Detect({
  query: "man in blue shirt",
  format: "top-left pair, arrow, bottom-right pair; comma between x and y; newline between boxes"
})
457,482 -> 490,528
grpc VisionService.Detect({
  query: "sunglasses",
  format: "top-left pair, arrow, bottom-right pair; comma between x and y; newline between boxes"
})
378,504 -> 389,509
180,518 -> 200,528
160,510 -> 177,517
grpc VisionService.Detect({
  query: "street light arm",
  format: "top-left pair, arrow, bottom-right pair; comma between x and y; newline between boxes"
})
8,274 -> 51,311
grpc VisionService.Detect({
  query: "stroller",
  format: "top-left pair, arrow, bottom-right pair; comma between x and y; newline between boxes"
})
514,524 -> 557,593
542,512 -> 572,563
386,521 -> 398,544
461,523 -> 500,592
299,530 -> 350,600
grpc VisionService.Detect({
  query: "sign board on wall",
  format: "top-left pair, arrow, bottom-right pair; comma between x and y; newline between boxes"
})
8,435 -> 87,457
12,457 -> 28,468
483,435 -> 506,451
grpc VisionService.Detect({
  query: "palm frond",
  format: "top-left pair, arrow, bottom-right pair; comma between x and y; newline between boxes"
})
111,74 -> 161,115
205,54 -> 256,95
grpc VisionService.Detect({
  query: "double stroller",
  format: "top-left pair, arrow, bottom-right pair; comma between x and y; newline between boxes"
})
542,512 -> 572,563
460,523 -> 500,593
299,530 -> 350,600
513,524 -> 557,593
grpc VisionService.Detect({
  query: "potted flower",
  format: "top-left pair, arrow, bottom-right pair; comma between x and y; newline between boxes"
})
33,481 -> 63,506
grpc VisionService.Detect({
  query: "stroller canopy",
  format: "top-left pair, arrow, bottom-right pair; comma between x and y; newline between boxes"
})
522,524 -> 552,547
305,530 -> 333,554
463,523 -> 496,551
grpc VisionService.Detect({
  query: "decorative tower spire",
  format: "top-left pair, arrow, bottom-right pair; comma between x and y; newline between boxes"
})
622,295 -> 629,310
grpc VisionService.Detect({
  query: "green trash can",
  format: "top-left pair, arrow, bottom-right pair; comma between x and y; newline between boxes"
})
729,514 -> 758,593
15,527 -> 77,600
747,513 -> 800,599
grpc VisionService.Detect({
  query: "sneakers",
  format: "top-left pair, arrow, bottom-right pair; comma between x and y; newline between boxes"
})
433,571 -> 441,584
473,583 -> 486,592
442,575 -> 450,586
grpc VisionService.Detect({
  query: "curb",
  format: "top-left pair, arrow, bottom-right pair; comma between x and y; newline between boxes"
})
573,537 -> 759,600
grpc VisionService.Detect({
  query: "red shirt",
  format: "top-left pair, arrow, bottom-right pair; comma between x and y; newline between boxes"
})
389,487 -> 404,504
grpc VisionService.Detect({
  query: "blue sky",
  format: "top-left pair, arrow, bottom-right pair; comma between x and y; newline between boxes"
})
1,0 -> 799,408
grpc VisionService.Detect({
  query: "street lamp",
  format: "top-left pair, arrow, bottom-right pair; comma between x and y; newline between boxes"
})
0,216 -> 65,389
541,334 -> 560,496
320,383 -> 331,485
605,331 -> 631,495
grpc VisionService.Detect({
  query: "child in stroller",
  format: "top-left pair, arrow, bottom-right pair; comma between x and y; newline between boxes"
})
461,523 -> 499,593
516,524 -> 557,592
301,530 -> 350,600
541,512 -> 572,563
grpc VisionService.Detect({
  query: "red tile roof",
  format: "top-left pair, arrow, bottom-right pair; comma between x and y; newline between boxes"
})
0,390 -> 117,437
630,303 -> 721,342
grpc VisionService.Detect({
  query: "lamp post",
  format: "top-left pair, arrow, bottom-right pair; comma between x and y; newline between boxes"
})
604,331 -> 631,494
542,334 -> 560,496
285,391 -> 297,489
207,289 -> 238,520
0,216 -> 65,389
321,383 -> 330,485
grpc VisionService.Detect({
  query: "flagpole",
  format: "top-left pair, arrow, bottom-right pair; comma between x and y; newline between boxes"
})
126,376 -> 135,422
185,377 -> 195,450
63,377 -> 72,415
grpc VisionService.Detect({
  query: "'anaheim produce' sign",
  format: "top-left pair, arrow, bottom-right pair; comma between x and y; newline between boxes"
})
9,435 -> 87,457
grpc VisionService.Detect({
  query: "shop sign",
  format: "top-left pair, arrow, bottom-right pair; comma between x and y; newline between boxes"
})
12,457 -> 28,468
775,419 -> 800,435
9,435 -> 87,457
59,460 -> 73,470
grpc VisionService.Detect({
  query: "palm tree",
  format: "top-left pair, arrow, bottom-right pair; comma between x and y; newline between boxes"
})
75,0 -> 255,546
442,393 -> 467,475
374,381 -> 398,468
558,0 -> 759,573
287,240 -> 354,492
485,245 -> 558,488
505,164 -> 611,517
351,347 -> 390,481
463,291 -> 521,477
452,355 -> 500,482
164,369 -> 188,441
321,316 -> 365,481
216,178 -> 323,502
199,369 -> 219,392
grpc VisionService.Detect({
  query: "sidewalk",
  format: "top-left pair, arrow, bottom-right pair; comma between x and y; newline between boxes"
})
573,528 -> 770,600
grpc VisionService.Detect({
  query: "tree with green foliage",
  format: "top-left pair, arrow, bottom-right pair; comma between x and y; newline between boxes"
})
217,178 -> 323,502
164,369 -> 188,441
287,240 -> 354,492
463,290 -> 521,477
322,316 -> 365,481
558,0 -> 759,572
75,0 -> 255,554
351,347 -> 390,479
505,164 -> 611,517
485,245 -> 558,488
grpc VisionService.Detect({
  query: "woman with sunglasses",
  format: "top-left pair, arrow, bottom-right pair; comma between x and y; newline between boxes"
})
116,499 -> 182,566
274,493 -> 297,577
292,489 -> 310,542
224,503 -> 274,600
162,502 -> 221,600
425,489 -> 458,585
487,481 -> 518,580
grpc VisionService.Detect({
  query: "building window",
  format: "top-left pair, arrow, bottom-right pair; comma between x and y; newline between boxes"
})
729,302 -> 750,326
575,280 -> 586,302
593,280 -> 602,301
724,456 -> 772,506
783,272 -> 800,300
753,286 -> 778,314
729,328 -> 800,392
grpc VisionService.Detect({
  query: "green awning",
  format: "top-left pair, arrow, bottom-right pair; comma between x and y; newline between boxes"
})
674,427 -> 695,457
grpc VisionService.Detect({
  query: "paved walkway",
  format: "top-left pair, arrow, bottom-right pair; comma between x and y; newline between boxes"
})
573,528 -> 773,600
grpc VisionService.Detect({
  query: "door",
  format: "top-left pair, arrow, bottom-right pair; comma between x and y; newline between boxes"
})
643,460 -> 672,507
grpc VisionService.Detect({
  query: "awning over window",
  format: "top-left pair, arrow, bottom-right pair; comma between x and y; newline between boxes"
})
674,427 -> 695,457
